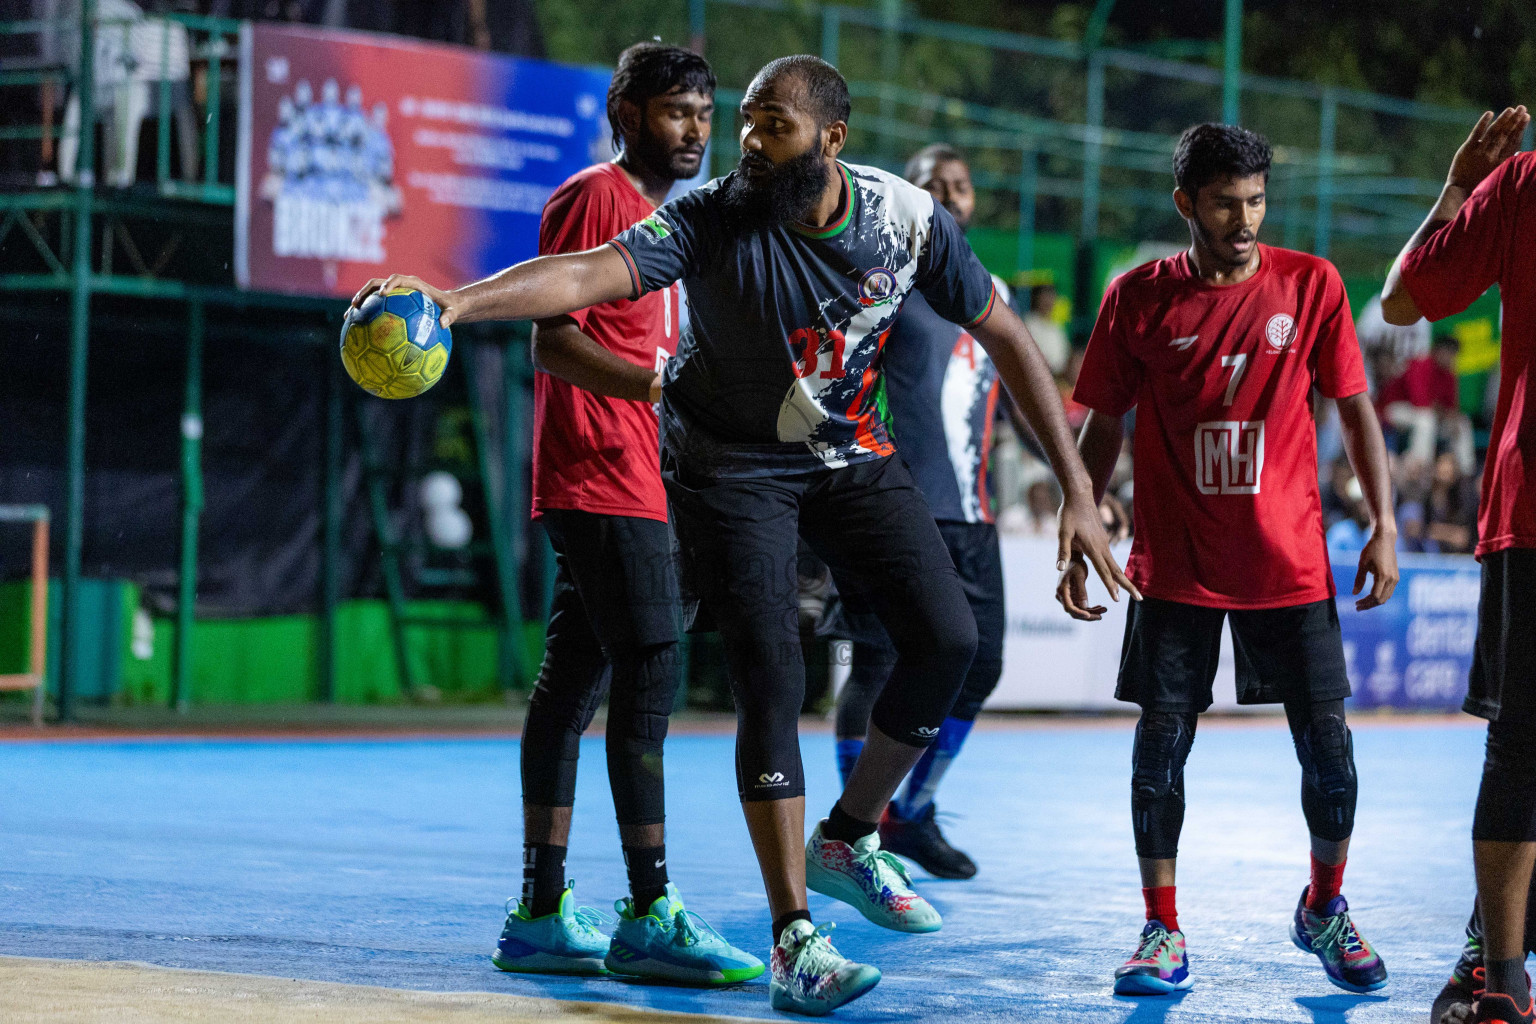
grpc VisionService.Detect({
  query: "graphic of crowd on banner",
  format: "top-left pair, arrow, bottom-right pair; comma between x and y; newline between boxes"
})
261,77 -> 400,265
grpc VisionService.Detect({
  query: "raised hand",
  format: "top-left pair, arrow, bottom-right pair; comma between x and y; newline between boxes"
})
1447,106 -> 1531,193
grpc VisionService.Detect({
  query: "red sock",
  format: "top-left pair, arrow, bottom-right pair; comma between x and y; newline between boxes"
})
1143,886 -> 1179,932
1307,853 -> 1346,912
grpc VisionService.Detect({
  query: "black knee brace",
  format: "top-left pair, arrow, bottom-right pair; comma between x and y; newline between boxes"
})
1131,710 -> 1198,859
948,656 -> 1003,722
867,571 -> 979,747
1287,699 -> 1358,842
605,640 -> 680,827
1473,716 -> 1536,842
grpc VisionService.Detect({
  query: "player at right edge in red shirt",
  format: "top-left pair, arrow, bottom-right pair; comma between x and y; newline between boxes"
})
1059,124 -> 1400,996
1381,103 -> 1536,1024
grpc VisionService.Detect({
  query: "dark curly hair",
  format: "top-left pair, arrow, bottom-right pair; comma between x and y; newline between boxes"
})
607,42 -> 716,150
752,54 -> 850,127
1173,123 -> 1272,198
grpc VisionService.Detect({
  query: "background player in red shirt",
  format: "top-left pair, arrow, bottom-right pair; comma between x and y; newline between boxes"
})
1059,123 -> 1399,997
1381,104 -> 1536,1024
490,42 -> 761,985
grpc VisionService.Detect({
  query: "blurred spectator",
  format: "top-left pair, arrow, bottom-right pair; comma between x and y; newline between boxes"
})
1378,335 -> 1475,474
1023,283 -> 1070,375
1325,472 -> 1371,553
1421,450 -> 1478,554
1058,347 -> 1090,432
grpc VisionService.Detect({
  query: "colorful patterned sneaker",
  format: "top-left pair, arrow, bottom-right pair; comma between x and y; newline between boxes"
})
805,821 -> 941,933
1474,992 -> 1536,1024
768,920 -> 881,1015
491,885 -> 610,975
1113,919 -> 1193,995
879,803 -> 978,880
1290,888 -> 1389,993
604,882 -> 764,986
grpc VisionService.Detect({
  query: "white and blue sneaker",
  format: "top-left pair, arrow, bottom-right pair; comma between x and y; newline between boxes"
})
769,919 -> 881,1015
605,882 -> 764,986
491,885 -> 610,975
805,821 -> 942,933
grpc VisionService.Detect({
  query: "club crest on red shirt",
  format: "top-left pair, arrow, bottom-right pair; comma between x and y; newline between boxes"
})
1265,313 -> 1296,352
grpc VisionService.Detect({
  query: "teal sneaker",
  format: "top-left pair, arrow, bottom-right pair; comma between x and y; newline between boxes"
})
769,919 -> 881,1015
491,885 -> 610,975
605,882 -> 765,985
805,821 -> 941,933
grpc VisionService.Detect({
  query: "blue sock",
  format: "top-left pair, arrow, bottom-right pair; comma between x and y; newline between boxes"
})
835,738 -> 864,788
893,717 -> 974,821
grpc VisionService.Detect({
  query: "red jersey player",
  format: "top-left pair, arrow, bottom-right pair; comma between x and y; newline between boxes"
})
1059,123 -> 1399,997
491,42 -> 761,985
1381,103 -> 1535,1024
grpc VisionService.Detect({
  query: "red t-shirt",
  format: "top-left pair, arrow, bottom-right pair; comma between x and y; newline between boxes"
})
1378,355 -> 1458,411
532,162 -> 677,522
1075,245 -> 1368,609
1398,151 -> 1536,558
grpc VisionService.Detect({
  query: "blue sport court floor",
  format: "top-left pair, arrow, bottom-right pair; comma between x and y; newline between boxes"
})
0,718 -> 1486,1021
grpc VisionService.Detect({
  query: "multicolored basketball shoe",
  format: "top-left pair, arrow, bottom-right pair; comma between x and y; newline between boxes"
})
1431,912 -> 1484,1024
805,821 -> 942,933
1290,888 -> 1389,993
1474,992 -> 1536,1024
769,919 -> 881,1015
604,882 -> 764,986
491,885 -> 609,975
1113,920 -> 1193,995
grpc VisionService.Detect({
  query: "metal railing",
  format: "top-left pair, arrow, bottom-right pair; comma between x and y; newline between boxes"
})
0,10 -> 242,204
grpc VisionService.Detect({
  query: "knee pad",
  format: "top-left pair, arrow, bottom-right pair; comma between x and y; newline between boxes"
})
1296,708 -> 1358,841
1473,717 -> 1536,842
1130,711 -> 1197,859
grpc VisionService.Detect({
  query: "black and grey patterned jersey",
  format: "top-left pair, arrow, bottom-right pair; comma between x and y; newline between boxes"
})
883,278 -> 1013,524
608,161 -> 998,476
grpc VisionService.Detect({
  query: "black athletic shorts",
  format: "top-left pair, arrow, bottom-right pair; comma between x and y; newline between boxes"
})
539,508 -> 680,659
1466,548 -> 1536,724
840,520 -> 1003,668
1116,596 -> 1351,713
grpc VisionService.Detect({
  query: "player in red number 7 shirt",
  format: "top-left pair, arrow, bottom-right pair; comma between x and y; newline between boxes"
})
1380,103 -> 1536,1024
1058,123 -> 1400,997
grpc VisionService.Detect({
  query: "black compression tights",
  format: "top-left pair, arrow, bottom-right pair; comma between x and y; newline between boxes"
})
1473,715 -> 1536,842
520,640 -> 678,826
1131,698 -> 1358,858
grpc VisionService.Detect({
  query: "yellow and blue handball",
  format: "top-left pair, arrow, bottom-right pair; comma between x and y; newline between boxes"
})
340,288 -> 453,399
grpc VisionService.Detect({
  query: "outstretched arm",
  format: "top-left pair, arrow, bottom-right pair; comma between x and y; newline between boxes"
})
1336,391 -> 1399,610
1381,105 -> 1529,325
972,302 -> 1139,604
349,245 -> 636,328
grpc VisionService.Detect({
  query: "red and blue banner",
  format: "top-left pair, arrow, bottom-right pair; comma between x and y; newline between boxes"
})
235,23 -> 615,298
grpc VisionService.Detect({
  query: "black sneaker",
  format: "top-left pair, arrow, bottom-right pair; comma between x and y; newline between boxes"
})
1475,992 -> 1536,1024
877,803 -> 977,880
1433,911 -> 1484,1024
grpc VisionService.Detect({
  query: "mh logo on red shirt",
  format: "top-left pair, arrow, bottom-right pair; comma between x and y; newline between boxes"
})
1195,420 -> 1265,495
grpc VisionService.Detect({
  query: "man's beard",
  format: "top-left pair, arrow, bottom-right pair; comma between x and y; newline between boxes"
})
717,147 -> 830,227
628,129 -> 704,183
1192,212 -> 1255,268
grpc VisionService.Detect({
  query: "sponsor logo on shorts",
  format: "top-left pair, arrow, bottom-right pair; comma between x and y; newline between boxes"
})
1265,313 -> 1295,352
858,267 -> 898,307
757,772 -> 788,787
914,726 -> 940,739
